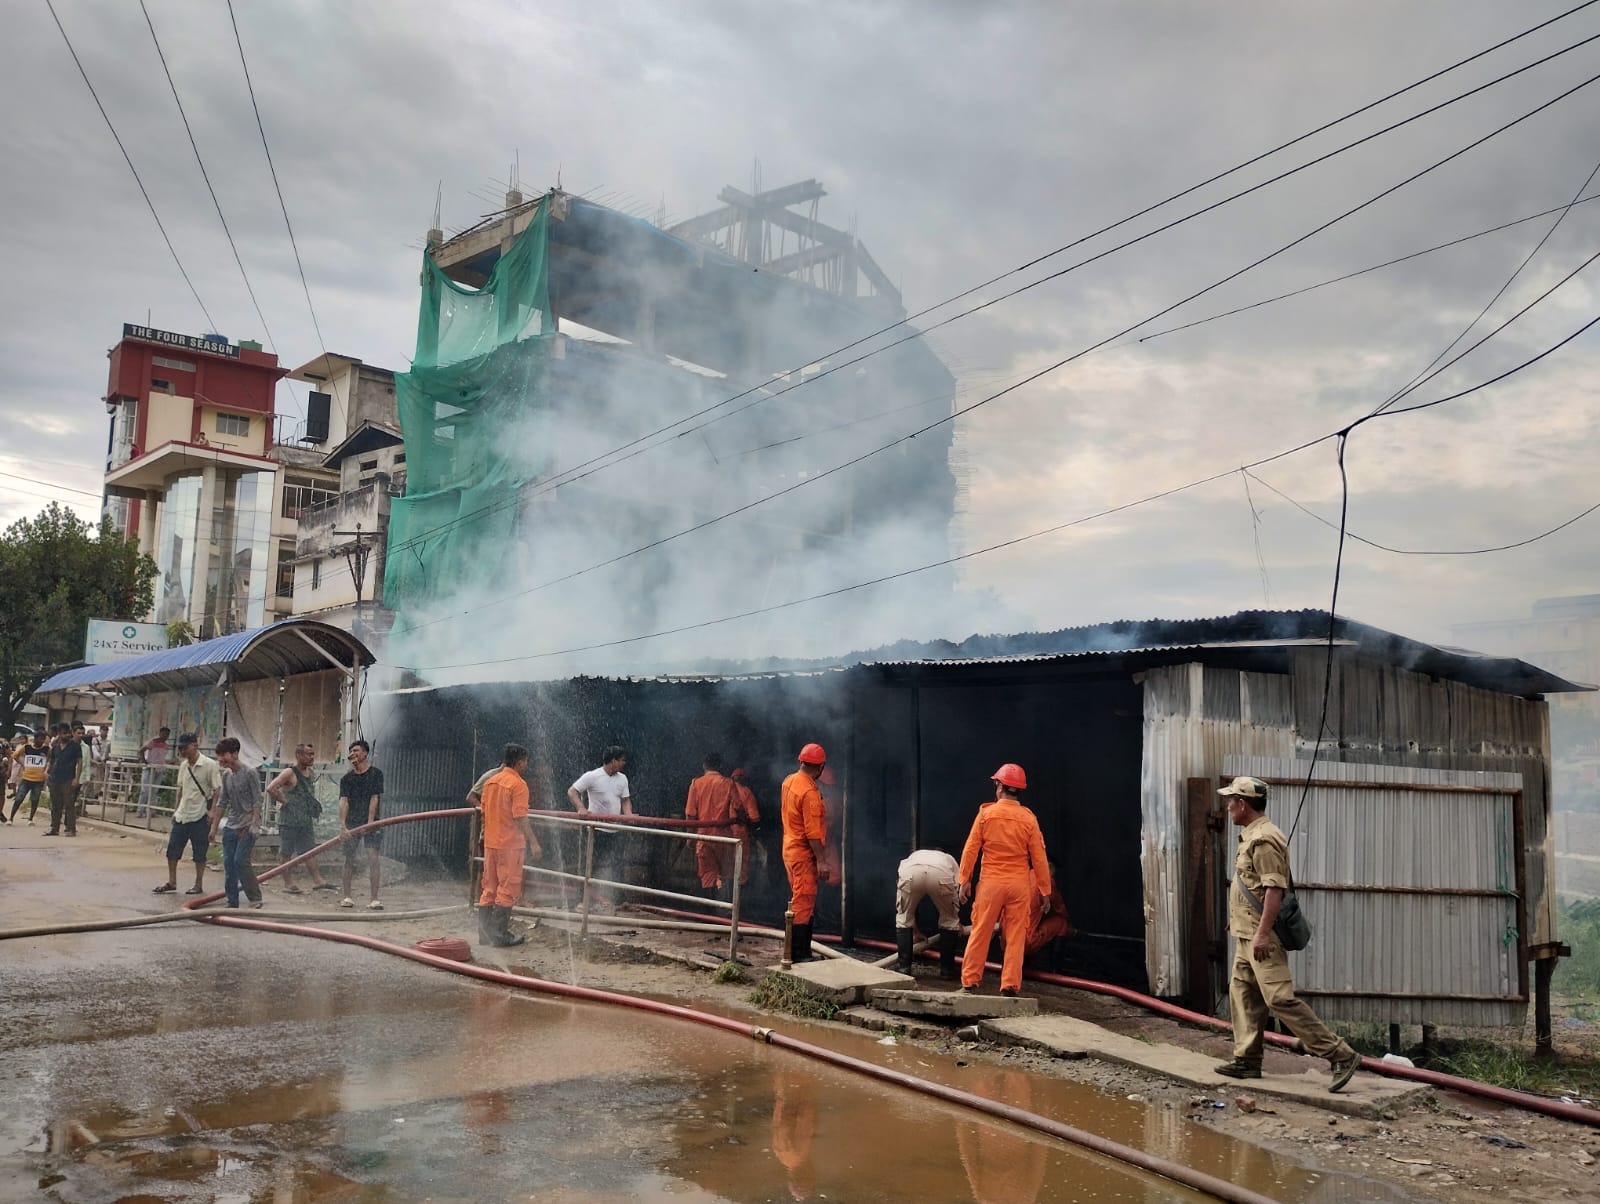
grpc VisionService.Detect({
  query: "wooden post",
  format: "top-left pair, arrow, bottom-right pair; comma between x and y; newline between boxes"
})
1535,957 -> 1556,1058
1184,778 -> 1219,1013
781,908 -> 795,971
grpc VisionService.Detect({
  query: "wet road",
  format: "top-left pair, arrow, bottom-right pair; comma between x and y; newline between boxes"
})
1,827 -> 1420,1202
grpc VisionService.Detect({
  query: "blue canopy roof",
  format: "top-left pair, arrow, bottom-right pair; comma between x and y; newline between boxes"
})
35,619 -> 374,697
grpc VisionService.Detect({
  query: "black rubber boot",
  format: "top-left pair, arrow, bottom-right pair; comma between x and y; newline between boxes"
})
496,906 -> 526,947
894,928 -> 915,974
477,905 -> 497,947
791,922 -> 813,963
940,928 -> 960,979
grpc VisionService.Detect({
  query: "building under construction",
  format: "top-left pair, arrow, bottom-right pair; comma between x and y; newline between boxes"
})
385,181 -> 957,664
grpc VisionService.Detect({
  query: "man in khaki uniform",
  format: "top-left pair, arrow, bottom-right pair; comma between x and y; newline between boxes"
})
1214,775 -> 1361,1092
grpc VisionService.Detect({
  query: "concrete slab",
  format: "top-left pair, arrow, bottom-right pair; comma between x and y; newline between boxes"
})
982,1014 -> 1429,1120
836,1005 -> 947,1041
869,987 -> 1039,1020
780,960 -> 914,1005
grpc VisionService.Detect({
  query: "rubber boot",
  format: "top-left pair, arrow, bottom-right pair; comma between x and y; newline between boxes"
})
496,906 -> 526,947
477,905 -> 497,947
940,928 -> 959,979
792,922 -> 813,963
894,927 -> 915,975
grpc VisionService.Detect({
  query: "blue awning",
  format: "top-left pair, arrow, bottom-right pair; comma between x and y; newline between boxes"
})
35,619 -> 374,697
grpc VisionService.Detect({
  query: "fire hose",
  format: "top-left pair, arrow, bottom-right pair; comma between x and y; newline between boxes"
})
8,807 -> 1274,1203
627,903 -> 1600,1131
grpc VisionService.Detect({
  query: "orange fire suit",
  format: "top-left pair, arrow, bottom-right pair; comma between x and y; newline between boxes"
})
730,779 -> 760,884
781,771 -> 828,924
478,767 -> 530,908
995,883 -> 1071,958
685,770 -> 738,890
959,796 -> 1051,992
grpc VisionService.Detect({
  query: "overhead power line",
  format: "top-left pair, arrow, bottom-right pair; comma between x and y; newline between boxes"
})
0,470 -> 101,499
396,301 -> 1600,673
1244,470 -> 1600,555
224,0 -> 347,436
384,20 -> 1600,565
394,62 -> 1600,637
43,0 -> 217,331
139,0 -> 277,352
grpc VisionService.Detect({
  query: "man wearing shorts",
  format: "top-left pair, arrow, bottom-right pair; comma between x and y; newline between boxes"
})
267,742 -> 332,895
152,733 -> 221,896
338,739 -> 385,910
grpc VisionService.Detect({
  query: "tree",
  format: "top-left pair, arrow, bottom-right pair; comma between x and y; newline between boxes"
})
0,503 -> 157,734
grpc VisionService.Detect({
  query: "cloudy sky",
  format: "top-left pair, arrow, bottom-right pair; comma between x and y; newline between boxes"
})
4,0 -> 1598,659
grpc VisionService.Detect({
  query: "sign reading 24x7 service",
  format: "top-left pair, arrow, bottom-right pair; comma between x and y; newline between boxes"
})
85,620 -> 170,665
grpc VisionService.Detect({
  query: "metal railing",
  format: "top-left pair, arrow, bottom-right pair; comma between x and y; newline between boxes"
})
82,759 -> 344,846
470,811 -> 744,960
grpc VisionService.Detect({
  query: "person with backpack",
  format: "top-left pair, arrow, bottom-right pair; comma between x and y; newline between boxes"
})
151,733 -> 221,896
266,742 -> 334,895
1213,775 -> 1361,1093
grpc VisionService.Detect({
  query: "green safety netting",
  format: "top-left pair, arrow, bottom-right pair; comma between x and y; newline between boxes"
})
384,197 -> 553,611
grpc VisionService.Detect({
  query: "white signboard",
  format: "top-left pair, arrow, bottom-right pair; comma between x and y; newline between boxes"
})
85,620 -> 169,665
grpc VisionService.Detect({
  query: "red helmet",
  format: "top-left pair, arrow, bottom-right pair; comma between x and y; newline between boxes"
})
798,742 -> 827,765
731,767 -> 748,780
991,763 -> 1028,791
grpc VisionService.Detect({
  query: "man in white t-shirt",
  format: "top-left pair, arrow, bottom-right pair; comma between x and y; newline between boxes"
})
567,745 -> 632,910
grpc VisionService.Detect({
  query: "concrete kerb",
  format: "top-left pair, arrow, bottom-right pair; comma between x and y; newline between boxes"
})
76,816 -> 166,845
981,1014 -> 1431,1120
869,987 -> 1039,1020
780,958 -> 915,1005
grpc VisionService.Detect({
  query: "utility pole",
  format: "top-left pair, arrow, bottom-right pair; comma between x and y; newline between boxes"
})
332,524 -> 371,635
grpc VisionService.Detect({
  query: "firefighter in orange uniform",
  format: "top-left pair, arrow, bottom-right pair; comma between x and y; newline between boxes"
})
781,742 -> 832,962
685,753 -> 739,898
477,743 -> 542,948
729,768 -> 760,885
957,763 -> 1052,997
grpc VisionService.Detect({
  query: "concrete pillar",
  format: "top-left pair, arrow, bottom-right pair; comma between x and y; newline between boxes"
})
191,464 -> 219,632
137,489 -> 159,557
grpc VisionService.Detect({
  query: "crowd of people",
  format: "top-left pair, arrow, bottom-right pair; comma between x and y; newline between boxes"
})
3,722 -> 106,833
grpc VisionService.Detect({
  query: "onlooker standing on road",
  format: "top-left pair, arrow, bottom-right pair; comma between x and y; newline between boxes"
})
568,745 -> 633,911
45,724 -> 82,837
1213,776 -> 1362,1093
152,733 -> 222,896
139,727 -> 172,818
210,737 -> 264,909
7,736 -> 24,804
477,743 -> 541,947
338,739 -> 385,911
266,742 -> 332,894
92,723 -> 110,802
72,722 -> 93,815
11,733 -> 48,823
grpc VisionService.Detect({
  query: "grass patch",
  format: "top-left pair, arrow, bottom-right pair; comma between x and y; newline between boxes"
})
1335,1019 -> 1600,1099
749,971 -> 839,1021
713,960 -> 746,984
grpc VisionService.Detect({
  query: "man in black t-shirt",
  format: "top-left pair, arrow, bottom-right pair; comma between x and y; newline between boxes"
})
45,724 -> 82,837
337,739 -> 385,910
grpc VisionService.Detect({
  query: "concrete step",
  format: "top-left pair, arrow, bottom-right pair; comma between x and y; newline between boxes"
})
780,959 -> 914,1004
982,1014 -> 1429,1120
869,987 -> 1039,1020
836,1005 -> 947,1041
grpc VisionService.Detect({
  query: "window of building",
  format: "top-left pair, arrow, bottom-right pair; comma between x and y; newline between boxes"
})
359,458 -> 379,471
311,559 -> 321,589
394,452 -> 406,464
150,378 -> 173,393
152,356 -> 196,373
216,412 -> 250,437
276,559 -> 294,599
281,475 -> 338,519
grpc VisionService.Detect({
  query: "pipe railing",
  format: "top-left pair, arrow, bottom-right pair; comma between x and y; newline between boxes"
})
469,811 -> 745,961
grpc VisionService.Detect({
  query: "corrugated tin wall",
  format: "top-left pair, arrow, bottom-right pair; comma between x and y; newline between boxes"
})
1226,756 -> 1524,1027
1140,664 -> 1295,996
1289,648 -> 1554,947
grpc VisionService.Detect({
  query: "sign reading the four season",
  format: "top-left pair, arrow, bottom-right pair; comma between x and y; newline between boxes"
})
85,620 -> 170,665
122,323 -> 240,359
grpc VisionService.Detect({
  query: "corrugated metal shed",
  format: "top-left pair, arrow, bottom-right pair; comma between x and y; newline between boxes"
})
34,620 -> 374,697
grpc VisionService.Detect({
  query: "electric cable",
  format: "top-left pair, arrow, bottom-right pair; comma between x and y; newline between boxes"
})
224,0 -> 347,437
1240,469 -> 1274,605
383,13 -> 1600,565
394,64 -> 1600,639
1244,470 -> 1600,555
1137,187 -> 1600,345
43,0 -> 217,332
0,470 -> 102,499
139,0 -> 277,353
397,303 -> 1600,672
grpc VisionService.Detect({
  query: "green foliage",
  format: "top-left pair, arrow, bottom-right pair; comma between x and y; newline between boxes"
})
1557,896 -> 1600,998
749,971 -> 839,1021
713,960 -> 746,984
165,619 -> 197,647
0,503 -> 157,731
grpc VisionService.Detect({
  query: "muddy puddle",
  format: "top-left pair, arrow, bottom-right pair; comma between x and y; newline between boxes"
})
2,932 -> 1421,1202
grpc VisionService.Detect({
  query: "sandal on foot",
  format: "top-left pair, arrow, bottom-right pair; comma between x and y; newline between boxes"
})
367,899 -> 384,911
283,884 -> 303,896
312,883 -> 338,892
152,882 -> 177,894
184,885 -> 205,895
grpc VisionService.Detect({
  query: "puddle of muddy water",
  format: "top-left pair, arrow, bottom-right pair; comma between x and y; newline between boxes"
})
2,934 -> 1423,1203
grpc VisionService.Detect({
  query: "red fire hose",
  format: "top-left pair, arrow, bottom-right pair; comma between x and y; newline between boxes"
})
627,904 -> 1600,1130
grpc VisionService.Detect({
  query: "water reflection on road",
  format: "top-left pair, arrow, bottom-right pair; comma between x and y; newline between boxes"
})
0,928 -> 1418,1202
